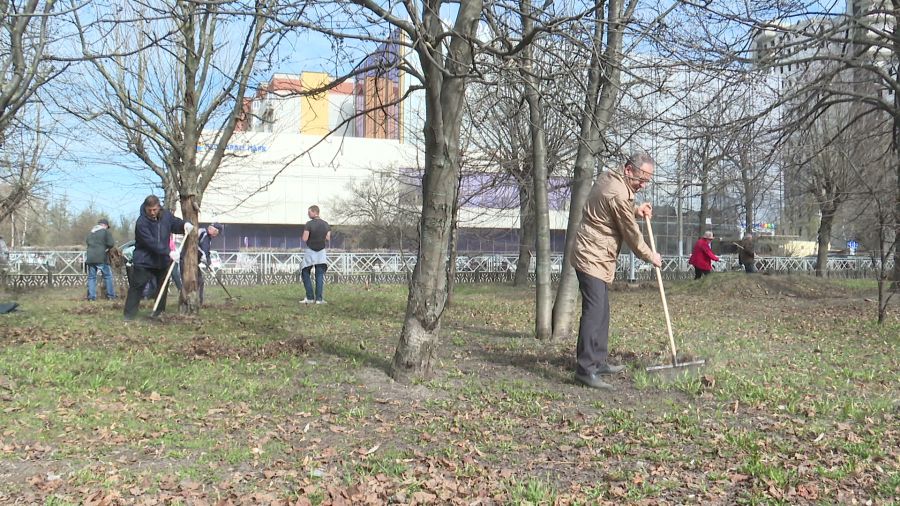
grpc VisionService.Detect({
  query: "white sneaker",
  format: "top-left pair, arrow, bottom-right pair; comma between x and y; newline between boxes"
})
299,299 -> 313,304
315,300 -> 327,305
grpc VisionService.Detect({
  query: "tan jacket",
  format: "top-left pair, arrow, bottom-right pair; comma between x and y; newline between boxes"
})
572,170 -> 655,283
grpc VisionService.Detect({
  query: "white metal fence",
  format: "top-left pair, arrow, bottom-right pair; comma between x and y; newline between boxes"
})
0,250 -> 894,290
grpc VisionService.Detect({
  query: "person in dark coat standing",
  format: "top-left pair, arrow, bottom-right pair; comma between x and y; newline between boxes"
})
86,218 -> 116,300
184,222 -> 222,304
124,195 -> 192,321
738,233 -> 757,273
688,230 -> 720,280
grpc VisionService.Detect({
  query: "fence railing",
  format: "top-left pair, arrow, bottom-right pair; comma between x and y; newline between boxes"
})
0,250 -> 894,290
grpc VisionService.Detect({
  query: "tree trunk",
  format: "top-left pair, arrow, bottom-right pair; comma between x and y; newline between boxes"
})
894,157 -> 900,290
743,192 -> 754,239
390,0 -> 482,382
519,0 -> 552,339
741,150 -> 755,238
698,168 -> 710,237
391,150 -> 460,381
815,209 -> 834,277
178,194 -> 201,313
447,215 -> 460,307
514,180 -> 535,287
552,0 -> 629,340
893,77 -> 900,290
163,181 -> 179,211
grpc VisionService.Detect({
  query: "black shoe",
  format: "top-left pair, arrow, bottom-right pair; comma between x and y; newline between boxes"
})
596,363 -> 626,375
149,311 -> 163,321
574,372 -> 614,390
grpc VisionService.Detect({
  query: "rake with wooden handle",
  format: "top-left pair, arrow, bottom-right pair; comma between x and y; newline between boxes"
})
204,264 -> 238,300
152,235 -> 189,314
644,215 -> 706,372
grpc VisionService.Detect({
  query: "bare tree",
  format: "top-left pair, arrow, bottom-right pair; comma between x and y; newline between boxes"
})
0,0 -> 64,137
372,0 -> 485,381
330,171 -> 419,250
1,1 -> 74,225
295,0 -> 579,379
70,0 -> 281,313
551,0 -> 642,340
476,0 -> 567,336
721,1 -> 900,283
517,0 -> 553,339
0,107 -> 50,225
853,139 -> 897,322
464,65 -> 576,288
786,103 -> 860,276
727,124 -> 777,239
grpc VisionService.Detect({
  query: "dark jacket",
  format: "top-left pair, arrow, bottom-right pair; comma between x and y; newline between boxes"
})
184,228 -> 212,266
304,218 -> 330,252
199,229 -> 212,265
739,237 -> 755,265
85,225 -> 114,264
688,238 -> 719,272
132,205 -> 186,270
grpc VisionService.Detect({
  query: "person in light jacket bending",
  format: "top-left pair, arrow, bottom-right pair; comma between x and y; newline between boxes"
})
571,151 -> 662,391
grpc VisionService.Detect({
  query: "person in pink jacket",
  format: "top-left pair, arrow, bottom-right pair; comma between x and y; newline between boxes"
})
688,231 -> 720,279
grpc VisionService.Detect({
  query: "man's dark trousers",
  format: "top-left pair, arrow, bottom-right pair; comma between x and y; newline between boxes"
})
124,265 -> 170,318
576,270 -> 610,376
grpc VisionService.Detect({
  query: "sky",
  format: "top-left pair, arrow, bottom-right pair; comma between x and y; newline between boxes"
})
42,8 -> 380,222
41,0 -> 852,222
47,143 -> 158,220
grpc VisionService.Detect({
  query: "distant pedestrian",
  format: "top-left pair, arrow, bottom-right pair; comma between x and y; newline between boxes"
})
738,233 -> 757,273
85,219 -> 117,301
300,205 -> 330,304
688,231 -> 720,280
185,222 -> 222,304
124,195 -> 193,321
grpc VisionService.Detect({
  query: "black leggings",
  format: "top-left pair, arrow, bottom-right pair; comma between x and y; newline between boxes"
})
694,268 -> 711,280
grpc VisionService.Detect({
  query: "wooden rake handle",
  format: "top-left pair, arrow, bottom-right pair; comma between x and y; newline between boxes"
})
152,231 -> 191,313
644,215 -> 679,365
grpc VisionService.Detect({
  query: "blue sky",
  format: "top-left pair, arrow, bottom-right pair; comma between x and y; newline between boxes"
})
47,143 -> 159,220
46,14 -> 383,222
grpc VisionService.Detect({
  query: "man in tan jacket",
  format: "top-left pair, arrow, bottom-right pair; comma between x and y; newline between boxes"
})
572,151 -> 662,390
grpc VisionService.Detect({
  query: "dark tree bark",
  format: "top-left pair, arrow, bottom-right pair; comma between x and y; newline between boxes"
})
388,0 -> 484,382
552,0 -> 638,340
514,180 -> 535,287
519,0 -> 552,339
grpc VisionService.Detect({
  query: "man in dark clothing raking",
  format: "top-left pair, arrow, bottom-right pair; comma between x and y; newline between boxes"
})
124,195 -> 193,321
185,222 -> 222,303
86,218 -> 117,300
300,205 -> 331,304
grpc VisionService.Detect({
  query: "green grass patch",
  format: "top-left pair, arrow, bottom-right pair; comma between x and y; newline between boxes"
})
0,277 -> 896,504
